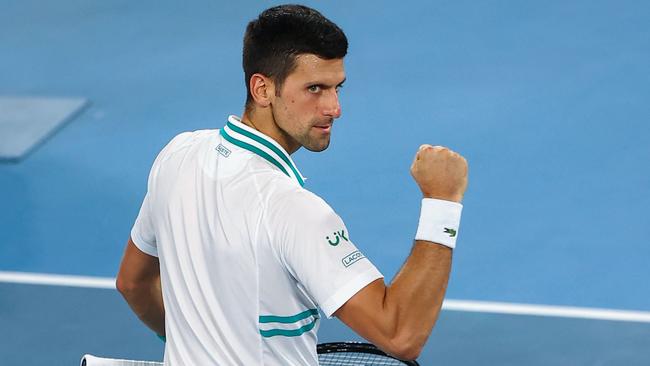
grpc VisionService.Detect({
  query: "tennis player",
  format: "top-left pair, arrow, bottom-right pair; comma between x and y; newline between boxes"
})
117,4 -> 468,365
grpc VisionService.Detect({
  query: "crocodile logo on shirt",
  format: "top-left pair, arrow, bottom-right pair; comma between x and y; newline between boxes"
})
326,230 -> 348,246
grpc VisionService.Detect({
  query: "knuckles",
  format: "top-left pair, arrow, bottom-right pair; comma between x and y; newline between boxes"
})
411,144 -> 469,199
412,145 -> 468,177
415,145 -> 464,162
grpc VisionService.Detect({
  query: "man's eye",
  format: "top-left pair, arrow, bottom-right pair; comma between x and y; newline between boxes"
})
308,85 -> 321,93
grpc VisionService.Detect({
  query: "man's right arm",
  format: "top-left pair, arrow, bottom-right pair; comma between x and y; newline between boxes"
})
334,145 -> 468,361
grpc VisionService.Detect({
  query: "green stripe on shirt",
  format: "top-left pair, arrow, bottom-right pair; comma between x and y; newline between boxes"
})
220,128 -> 290,178
259,308 -> 319,324
259,318 -> 318,338
226,121 -> 304,187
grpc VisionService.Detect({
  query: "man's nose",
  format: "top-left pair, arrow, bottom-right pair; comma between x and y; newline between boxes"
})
323,89 -> 342,119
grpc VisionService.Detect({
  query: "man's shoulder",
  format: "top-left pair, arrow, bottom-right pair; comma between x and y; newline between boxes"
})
154,129 -> 218,163
165,129 -> 217,152
265,183 -> 337,224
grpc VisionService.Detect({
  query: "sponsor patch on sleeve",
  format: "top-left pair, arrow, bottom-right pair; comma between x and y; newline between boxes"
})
341,250 -> 365,268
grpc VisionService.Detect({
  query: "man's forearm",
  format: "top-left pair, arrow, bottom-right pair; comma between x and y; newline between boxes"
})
336,145 -> 466,360
119,276 -> 166,336
334,239 -> 453,360
383,241 -> 452,352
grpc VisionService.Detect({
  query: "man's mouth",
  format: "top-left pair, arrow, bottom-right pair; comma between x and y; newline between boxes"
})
313,122 -> 333,133
314,125 -> 331,132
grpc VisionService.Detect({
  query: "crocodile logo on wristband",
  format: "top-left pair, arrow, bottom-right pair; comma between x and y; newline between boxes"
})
443,228 -> 457,237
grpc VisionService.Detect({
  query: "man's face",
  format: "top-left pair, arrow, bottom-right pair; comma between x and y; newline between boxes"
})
271,54 -> 345,153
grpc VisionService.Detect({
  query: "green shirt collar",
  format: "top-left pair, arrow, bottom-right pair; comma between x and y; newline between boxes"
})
221,115 -> 306,187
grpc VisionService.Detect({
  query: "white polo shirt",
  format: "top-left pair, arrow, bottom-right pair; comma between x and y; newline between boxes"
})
131,115 -> 383,365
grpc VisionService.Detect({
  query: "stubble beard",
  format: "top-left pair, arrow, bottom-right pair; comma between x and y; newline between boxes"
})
300,127 -> 331,152
281,122 -> 331,152
273,107 -> 331,152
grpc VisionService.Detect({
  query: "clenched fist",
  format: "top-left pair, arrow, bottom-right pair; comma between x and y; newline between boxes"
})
410,145 -> 468,203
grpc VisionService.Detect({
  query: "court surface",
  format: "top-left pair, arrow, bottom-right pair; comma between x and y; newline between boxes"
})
1,1 -> 649,365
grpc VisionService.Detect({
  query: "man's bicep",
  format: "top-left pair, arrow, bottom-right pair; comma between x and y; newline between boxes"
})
117,237 -> 160,290
334,279 -> 396,351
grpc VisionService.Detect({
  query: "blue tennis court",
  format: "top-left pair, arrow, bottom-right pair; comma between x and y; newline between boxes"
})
1,1 -> 649,365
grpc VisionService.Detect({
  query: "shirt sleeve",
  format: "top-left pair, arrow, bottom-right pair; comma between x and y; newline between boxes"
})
129,132 -> 193,257
269,189 -> 384,318
130,192 -> 158,257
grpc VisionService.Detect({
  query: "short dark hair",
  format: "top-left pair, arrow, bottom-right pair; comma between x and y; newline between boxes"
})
243,4 -> 348,111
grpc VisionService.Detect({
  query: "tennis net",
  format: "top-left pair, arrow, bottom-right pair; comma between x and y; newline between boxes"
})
82,342 -> 418,365
82,354 -> 161,366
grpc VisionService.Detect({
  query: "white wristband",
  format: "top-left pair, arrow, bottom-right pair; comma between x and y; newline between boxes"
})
415,198 -> 463,249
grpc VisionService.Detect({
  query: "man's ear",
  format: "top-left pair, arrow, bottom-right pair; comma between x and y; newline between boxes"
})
249,73 -> 275,108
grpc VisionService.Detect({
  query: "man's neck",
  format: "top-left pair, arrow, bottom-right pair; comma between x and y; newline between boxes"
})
241,108 -> 300,154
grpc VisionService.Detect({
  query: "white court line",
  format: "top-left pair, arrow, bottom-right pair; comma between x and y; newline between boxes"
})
442,299 -> 650,323
0,271 -> 114,289
2,271 -> 650,323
